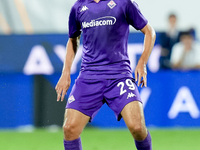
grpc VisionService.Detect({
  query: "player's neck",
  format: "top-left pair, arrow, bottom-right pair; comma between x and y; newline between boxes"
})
94,0 -> 100,3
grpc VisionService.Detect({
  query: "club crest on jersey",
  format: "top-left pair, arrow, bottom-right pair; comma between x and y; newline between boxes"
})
68,95 -> 75,103
80,5 -> 88,12
107,0 -> 116,9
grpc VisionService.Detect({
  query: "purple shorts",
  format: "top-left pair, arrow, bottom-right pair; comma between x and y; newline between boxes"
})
66,77 -> 142,121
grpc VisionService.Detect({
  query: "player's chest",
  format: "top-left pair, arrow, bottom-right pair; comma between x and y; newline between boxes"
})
77,0 -> 124,25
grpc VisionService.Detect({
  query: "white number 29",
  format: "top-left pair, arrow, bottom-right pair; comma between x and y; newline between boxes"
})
117,79 -> 135,95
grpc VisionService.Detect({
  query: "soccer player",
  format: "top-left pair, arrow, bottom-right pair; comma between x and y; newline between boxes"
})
55,0 -> 156,150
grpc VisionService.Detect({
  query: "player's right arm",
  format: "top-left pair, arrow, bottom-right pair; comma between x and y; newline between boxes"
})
56,2 -> 81,102
55,36 -> 80,102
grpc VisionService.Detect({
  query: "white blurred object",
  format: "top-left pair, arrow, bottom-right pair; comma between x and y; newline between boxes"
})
16,124 -> 35,132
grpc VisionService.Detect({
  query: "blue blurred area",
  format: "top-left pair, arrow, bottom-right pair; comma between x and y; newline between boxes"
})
0,73 -> 34,128
0,33 -> 200,128
0,34 -> 68,73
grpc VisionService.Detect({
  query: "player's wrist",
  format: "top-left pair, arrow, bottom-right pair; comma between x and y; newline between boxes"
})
62,69 -> 71,76
138,57 -> 147,66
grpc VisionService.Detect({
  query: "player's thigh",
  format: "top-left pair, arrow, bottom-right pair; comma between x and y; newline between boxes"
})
121,101 -> 146,130
66,78 -> 105,121
104,77 -> 142,121
63,108 -> 90,133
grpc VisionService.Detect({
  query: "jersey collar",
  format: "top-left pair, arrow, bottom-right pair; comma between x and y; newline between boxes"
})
87,0 -> 108,3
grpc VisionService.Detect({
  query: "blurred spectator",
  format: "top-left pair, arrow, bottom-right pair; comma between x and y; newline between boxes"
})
170,30 -> 200,70
159,13 -> 180,69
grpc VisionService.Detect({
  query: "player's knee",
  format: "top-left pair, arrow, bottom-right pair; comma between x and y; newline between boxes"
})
130,125 -> 142,134
63,122 -> 77,137
63,121 -> 83,140
128,122 -> 146,136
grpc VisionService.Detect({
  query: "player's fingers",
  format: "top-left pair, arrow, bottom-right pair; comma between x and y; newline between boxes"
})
135,70 -> 138,82
138,74 -> 141,87
143,74 -> 147,87
57,94 -> 61,102
61,90 -> 67,102
143,64 -> 147,87
56,89 -> 62,101
140,80 -> 144,88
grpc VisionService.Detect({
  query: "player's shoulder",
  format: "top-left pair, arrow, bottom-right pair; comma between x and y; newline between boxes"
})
119,0 -> 136,4
72,0 -> 86,9
76,0 -> 87,4
115,0 -> 130,5
115,0 -> 138,8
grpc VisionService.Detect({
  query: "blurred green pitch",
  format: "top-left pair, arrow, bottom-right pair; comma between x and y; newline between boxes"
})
0,128 -> 200,150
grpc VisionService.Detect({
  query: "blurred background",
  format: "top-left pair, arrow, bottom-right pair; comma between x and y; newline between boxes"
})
0,0 -> 200,149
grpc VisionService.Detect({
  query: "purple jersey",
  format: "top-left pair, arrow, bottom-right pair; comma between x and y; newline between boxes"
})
68,0 -> 148,79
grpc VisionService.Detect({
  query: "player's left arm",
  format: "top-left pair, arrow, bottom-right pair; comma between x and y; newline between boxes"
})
135,23 -> 156,87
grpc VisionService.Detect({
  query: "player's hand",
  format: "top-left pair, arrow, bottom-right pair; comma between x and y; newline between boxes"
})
55,72 -> 71,102
135,61 -> 147,88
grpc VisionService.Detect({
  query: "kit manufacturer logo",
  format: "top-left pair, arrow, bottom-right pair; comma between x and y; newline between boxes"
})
80,5 -> 88,12
127,92 -> 136,99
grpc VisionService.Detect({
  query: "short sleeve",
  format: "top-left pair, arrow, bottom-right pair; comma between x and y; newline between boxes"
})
126,1 -> 148,30
68,6 -> 82,38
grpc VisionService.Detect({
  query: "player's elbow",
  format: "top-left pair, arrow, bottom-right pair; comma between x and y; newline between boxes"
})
149,24 -> 156,42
